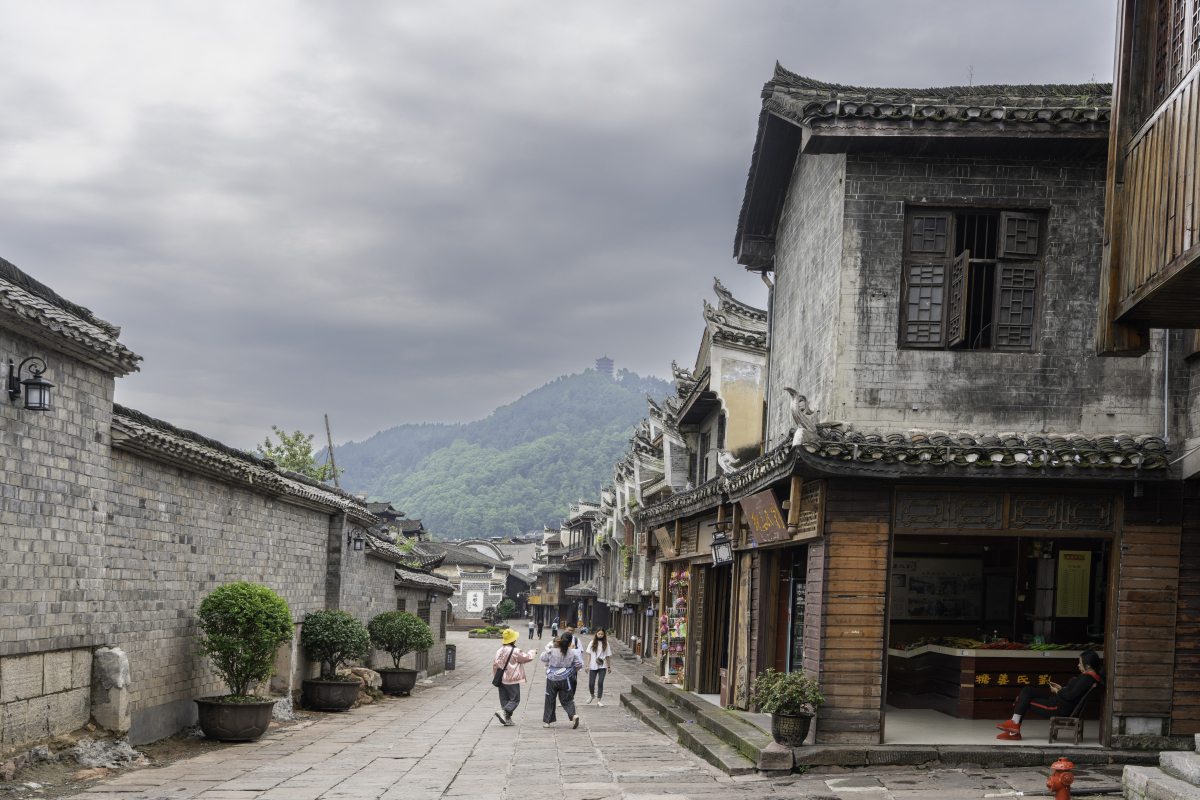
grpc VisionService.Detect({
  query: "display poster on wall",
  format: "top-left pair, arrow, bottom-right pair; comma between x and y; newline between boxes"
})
1055,551 -> 1091,618
890,557 -> 983,620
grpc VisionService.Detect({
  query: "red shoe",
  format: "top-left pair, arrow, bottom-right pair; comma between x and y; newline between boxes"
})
996,720 -> 1021,733
996,731 -> 1022,740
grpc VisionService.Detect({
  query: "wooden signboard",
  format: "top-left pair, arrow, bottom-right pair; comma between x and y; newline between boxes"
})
740,489 -> 790,545
654,526 -> 677,559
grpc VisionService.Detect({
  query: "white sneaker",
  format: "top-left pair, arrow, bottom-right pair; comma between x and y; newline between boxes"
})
586,696 -> 594,705
572,715 -> 580,729
543,722 -> 551,728
597,700 -> 604,707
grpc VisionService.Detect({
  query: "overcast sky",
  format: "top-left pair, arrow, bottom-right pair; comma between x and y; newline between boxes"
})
0,1 -> 1117,447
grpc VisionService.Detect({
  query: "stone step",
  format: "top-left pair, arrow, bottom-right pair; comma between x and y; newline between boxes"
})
1125,765 -> 1200,800
619,694 -> 675,739
637,676 -> 775,765
1162,751 -> 1200,785
621,685 -> 757,776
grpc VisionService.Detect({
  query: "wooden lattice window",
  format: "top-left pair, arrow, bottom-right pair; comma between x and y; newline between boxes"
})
699,431 -> 710,483
900,208 -> 1042,352
994,265 -> 1040,350
1155,0 -> 1195,104
999,212 -> 1041,257
418,600 -> 430,625
909,214 -> 950,254
396,597 -> 407,612
688,452 -> 697,485
716,414 -> 726,450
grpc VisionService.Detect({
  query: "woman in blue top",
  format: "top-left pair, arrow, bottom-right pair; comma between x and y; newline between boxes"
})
540,634 -> 584,728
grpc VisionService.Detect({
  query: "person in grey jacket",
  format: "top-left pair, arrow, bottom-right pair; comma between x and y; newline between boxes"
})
540,635 -> 584,728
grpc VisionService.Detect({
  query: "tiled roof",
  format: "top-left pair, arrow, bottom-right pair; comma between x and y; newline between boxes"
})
413,542 -> 511,570
0,259 -> 141,376
394,563 -> 454,592
565,578 -> 598,597
110,405 -> 377,527
636,427 -> 1170,528
399,519 -> 426,532
364,531 -> 418,564
764,66 -> 1113,128
799,428 -> 1169,470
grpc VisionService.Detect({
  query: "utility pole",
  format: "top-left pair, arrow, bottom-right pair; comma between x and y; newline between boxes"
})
324,414 -> 340,489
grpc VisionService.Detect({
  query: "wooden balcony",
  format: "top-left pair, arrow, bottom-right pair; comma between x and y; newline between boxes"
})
1099,0 -> 1200,353
1112,67 -> 1200,328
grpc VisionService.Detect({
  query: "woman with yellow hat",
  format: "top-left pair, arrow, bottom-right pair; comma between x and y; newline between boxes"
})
493,628 -> 536,727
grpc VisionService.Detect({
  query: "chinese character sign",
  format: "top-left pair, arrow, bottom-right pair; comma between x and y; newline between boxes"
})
740,489 -> 789,544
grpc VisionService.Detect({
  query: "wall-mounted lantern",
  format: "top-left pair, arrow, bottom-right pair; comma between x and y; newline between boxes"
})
707,519 -> 734,566
7,357 -> 54,412
347,528 -> 364,550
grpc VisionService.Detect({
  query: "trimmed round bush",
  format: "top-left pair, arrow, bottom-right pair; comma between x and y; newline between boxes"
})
497,599 -> 516,619
367,611 -> 435,669
301,609 -> 371,679
195,582 -> 294,698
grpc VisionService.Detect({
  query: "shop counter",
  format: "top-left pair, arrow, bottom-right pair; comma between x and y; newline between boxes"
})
886,645 -> 1103,720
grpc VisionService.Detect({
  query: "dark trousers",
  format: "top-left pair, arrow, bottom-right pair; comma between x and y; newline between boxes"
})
544,678 -> 577,723
498,683 -> 521,716
537,625 -> 543,639
588,668 -> 607,699
1014,685 -> 1063,719
528,627 -> 535,639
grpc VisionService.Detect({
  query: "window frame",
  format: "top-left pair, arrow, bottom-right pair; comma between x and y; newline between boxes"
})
897,205 -> 1045,354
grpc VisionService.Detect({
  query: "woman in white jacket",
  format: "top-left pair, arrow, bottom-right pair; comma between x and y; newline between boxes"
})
585,629 -> 614,706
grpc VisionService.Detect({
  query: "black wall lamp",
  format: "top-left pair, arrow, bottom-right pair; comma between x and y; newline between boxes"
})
347,528 -> 364,550
707,519 -> 734,566
7,357 -> 54,412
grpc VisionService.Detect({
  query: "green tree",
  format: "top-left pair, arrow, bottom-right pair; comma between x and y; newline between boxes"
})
256,426 -> 343,483
194,582 -> 294,698
367,611 -> 435,669
497,599 -> 516,619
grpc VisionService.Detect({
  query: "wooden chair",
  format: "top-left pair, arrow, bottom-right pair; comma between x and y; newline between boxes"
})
1048,682 -> 1099,745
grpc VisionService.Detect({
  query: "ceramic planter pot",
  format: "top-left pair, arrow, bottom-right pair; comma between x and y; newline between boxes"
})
194,698 -> 276,741
769,711 -> 813,747
377,668 -> 419,696
302,679 -> 361,711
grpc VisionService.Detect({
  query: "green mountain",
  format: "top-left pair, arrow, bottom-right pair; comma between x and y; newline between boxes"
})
326,369 -> 672,539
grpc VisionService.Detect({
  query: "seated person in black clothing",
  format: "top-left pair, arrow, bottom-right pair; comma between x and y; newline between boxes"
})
997,651 -> 1103,740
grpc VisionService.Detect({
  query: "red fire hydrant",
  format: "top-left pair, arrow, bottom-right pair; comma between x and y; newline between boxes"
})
1046,758 -> 1075,800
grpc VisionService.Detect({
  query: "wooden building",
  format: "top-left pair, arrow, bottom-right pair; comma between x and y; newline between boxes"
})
632,66 -> 1192,748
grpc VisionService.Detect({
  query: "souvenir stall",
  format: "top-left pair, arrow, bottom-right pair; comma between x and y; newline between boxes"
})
659,568 -> 689,684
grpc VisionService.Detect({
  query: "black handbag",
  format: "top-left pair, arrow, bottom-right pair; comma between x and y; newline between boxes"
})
493,645 -> 514,687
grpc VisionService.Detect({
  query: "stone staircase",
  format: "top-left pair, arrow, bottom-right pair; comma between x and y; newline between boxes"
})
620,676 -> 776,775
1125,735 -> 1200,799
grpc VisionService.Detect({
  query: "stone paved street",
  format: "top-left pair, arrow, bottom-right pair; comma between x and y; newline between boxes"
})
68,633 -> 1125,800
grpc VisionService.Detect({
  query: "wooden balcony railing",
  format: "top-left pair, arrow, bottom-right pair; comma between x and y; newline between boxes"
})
1100,5 -> 1200,354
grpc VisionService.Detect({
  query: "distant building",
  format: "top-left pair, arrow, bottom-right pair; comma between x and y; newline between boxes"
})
595,355 -> 614,379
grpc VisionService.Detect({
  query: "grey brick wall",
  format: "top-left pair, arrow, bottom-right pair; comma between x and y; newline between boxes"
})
768,152 -> 846,447
768,152 -> 1169,443
0,328 -> 116,658
106,449 -> 335,742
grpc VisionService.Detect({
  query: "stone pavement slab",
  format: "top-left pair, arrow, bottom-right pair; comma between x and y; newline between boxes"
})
59,632 -> 1114,800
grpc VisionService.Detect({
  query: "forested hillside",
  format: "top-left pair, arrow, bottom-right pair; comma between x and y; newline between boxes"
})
325,369 -> 672,539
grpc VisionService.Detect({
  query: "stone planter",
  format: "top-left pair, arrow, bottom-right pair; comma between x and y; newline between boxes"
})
302,679 -> 361,711
489,632 -> 501,638
377,668 -> 419,696
194,698 -> 276,741
769,711 -> 813,747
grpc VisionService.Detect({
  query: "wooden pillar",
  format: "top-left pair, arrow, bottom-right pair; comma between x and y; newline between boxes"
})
786,476 -> 803,532
734,551 -> 753,708
674,520 -> 683,554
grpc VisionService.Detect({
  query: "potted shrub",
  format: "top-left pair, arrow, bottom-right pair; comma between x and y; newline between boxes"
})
301,609 -> 371,711
751,668 -> 825,747
367,611 -> 434,695
193,582 -> 294,741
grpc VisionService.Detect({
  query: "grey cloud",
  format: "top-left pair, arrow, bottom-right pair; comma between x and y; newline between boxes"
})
0,0 -> 1114,446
